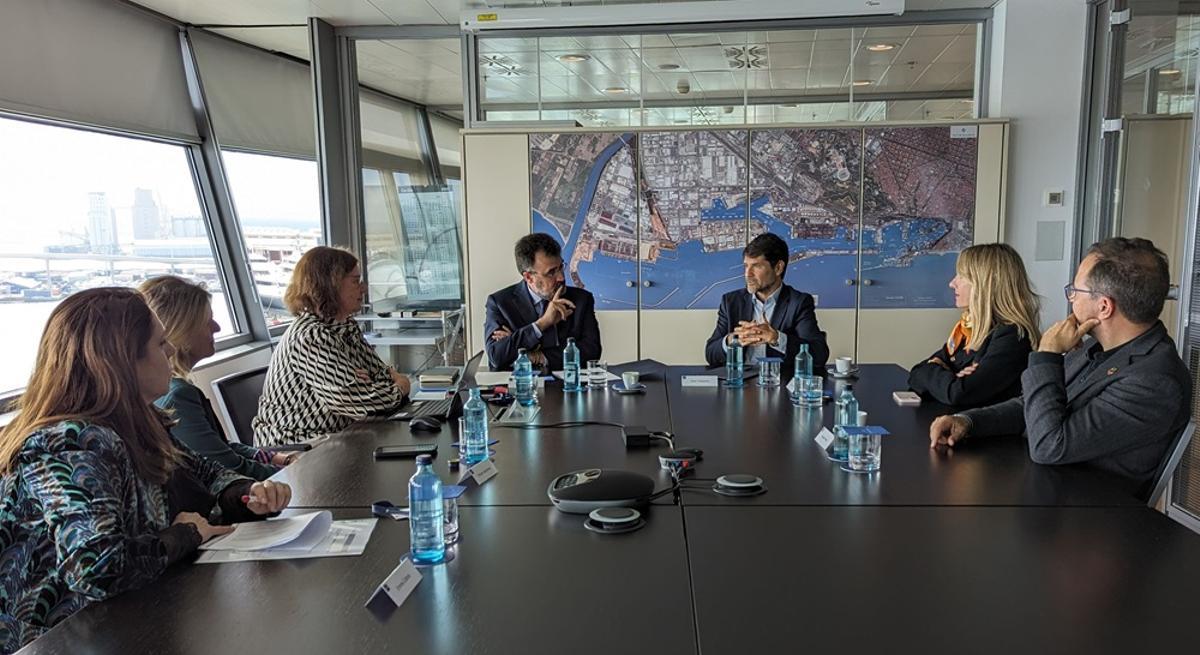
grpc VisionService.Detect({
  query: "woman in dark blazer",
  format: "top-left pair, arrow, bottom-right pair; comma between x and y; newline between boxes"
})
909,243 -> 1042,408
141,276 -> 295,480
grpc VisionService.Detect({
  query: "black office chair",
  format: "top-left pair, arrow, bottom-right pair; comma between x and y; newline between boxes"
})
1145,420 -> 1195,508
211,367 -> 268,447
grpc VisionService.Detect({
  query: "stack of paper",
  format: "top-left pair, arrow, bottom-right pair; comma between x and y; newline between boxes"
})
195,510 -> 377,564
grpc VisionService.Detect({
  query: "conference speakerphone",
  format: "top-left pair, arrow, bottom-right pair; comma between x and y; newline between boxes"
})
584,507 -> 645,535
547,469 -> 657,514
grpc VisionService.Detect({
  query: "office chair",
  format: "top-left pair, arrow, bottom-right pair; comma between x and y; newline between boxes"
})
211,366 -> 269,447
1145,420 -> 1195,509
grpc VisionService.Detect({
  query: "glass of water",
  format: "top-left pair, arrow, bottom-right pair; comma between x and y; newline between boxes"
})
588,360 -> 608,389
799,375 -> 824,408
758,357 -> 781,387
443,497 -> 460,545
846,434 -> 882,473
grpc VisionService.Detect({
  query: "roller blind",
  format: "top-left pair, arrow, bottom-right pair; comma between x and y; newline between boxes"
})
360,89 -> 424,170
0,0 -> 197,141
431,114 -> 463,168
189,29 -> 316,158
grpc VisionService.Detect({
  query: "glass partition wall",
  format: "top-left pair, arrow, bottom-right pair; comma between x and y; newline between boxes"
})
476,22 -> 981,127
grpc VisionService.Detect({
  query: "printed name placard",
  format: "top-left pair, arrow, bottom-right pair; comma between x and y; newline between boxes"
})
681,375 -> 719,387
367,556 -> 422,608
840,426 -> 891,437
814,427 -> 836,450
468,459 -> 498,486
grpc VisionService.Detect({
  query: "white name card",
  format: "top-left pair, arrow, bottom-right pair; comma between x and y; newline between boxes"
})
468,459 -> 498,486
368,556 -> 422,608
682,375 -> 719,388
814,427 -> 836,450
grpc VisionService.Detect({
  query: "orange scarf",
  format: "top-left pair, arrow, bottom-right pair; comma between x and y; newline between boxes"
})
946,312 -> 973,355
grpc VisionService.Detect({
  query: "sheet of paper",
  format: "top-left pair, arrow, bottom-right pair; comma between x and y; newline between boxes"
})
412,390 -> 447,402
195,519 -> 377,564
200,511 -> 331,551
552,370 -> 619,382
474,371 -> 513,386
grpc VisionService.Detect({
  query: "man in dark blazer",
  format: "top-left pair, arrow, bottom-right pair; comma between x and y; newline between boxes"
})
931,237 -> 1192,499
705,232 -> 829,378
484,233 -> 602,371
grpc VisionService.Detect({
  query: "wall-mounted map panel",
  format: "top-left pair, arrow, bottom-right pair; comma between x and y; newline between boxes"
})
637,130 -> 750,310
749,128 -> 863,309
530,132 -> 639,309
860,126 -> 979,308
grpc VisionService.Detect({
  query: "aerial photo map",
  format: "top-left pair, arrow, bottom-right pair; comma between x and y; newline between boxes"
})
529,125 -> 978,311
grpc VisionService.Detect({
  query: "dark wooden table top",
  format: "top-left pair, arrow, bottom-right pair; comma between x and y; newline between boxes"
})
664,364 -> 1143,507
18,506 -> 696,655
685,505 -> 1200,654
22,362 -> 1197,655
279,361 -> 678,508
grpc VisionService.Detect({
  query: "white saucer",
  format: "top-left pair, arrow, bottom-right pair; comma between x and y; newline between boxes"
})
612,382 -> 647,395
829,367 -> 860,379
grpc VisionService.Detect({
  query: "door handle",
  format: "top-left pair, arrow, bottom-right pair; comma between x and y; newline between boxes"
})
845,279 -> 856,286
862,279 -> 874,287
626,280 -> 635,288
643,280 -> 653,288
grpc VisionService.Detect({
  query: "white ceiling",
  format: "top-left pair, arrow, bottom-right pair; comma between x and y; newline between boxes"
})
133,0 -> 995,114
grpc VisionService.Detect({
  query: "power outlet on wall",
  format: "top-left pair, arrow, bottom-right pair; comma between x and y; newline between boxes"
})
1044,189 -> 1065,207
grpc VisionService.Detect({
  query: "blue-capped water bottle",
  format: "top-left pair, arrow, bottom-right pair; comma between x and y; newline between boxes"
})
725,334 -> 744,388
563,337 -> 581,393
408,455 -> 445,564
514,348 -> 535,406
831,384 -> 858,462
791,343 -> 813,405
463,387 -> 489,467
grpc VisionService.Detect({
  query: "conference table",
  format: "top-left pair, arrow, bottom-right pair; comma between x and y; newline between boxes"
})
19,363 -> 1200,654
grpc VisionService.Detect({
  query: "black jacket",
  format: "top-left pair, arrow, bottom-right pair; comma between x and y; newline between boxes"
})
907,322 -> 1033,408
704,283 -> 829,378
484,282 -> 602,371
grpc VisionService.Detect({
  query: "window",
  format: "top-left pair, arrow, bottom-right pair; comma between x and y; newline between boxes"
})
221,150 -> 322,327
0,115 -> 235,394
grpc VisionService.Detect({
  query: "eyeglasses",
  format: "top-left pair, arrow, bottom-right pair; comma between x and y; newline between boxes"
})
1063,284 -> 1101,302
525,265 -> 564,279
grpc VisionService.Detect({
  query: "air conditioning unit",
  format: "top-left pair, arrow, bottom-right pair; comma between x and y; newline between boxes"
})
461,0 -> 905,32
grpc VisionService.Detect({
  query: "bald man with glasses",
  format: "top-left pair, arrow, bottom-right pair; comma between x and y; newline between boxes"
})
483,232 -> 602,371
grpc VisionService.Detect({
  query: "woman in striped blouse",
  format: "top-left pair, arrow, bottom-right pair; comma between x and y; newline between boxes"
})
252,246 -> 411,446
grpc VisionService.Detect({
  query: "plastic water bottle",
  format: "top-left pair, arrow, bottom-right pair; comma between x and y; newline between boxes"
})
463,387 -> 489,467
725,334 -> 744,388
408,455 -> 445,565
514,348 -> 535,406
832,385 -> 858,462
791,343 -> 813,404
563,337 -> 581,393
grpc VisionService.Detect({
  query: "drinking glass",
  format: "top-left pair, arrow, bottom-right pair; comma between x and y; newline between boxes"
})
588,360 -> 608,389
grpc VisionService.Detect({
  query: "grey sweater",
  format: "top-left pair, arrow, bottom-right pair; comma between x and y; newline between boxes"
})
963,321 -> 1191,494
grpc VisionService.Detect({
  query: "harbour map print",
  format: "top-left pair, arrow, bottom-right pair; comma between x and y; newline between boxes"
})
529,126 -> 978,311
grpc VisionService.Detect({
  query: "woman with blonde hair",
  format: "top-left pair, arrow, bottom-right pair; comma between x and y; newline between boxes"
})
0,288 -> 290,652
140,275 -> 293,480
252,246 -> 411,446
908,243 -> 1042,407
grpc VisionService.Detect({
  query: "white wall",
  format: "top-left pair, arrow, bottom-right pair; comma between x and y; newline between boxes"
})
988,0 -> 1089,327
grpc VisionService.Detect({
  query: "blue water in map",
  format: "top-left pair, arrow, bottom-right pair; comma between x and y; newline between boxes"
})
532,144 -> 957,311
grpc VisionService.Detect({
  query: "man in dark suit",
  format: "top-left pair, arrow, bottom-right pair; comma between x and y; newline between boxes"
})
931,237 -> 1192,498
705,232 -> 829,378
484,233 -> 602,371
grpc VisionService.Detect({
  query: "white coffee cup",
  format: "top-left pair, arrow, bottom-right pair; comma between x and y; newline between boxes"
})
836,356 -> 854,374
622,371 -> 640,389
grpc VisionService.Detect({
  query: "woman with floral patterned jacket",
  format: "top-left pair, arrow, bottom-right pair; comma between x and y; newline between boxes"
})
0,288 -> 292,653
